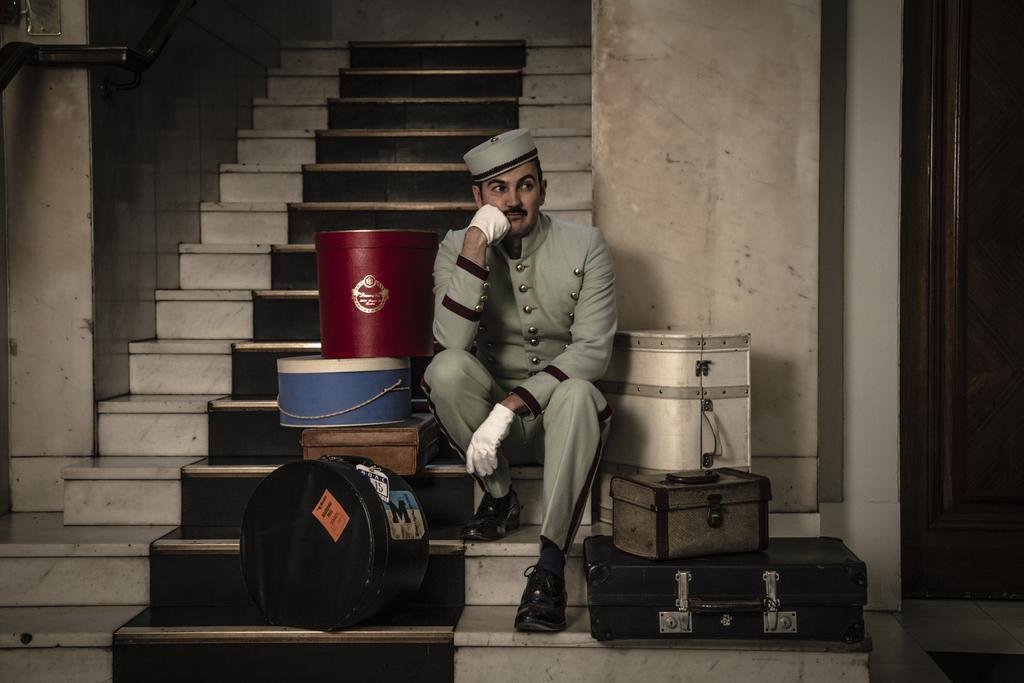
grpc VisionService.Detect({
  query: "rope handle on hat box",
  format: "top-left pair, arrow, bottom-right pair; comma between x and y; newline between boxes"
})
277,379 -> 410,420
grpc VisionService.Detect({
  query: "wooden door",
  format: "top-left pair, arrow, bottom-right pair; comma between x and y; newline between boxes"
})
901,0 -> 1024,597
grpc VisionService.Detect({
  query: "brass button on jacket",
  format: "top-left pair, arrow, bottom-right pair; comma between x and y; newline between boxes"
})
531,356 -> 540,364
515,263 -> 526,272
523,305 -> 533,313
573,267 -> 582,276
518,284 -> 530,293
528,326 -> 538,334
529,338 -> 539,346
570,292 -> 579,300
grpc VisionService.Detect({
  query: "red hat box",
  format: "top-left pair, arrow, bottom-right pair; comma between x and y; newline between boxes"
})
315,230 -> 438,359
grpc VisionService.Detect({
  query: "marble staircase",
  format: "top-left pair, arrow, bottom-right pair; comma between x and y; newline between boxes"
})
2,38 -> 867,682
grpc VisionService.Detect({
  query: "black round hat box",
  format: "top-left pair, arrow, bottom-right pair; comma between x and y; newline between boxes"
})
240,457 -> 429,630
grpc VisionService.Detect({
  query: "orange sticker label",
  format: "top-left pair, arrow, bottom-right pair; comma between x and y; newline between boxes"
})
312,489 -> 350,543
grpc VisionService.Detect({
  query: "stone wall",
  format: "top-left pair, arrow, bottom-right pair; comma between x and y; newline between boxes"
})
593,0 -> 821,508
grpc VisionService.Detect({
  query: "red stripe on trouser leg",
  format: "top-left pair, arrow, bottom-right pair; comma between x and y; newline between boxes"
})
561,432 -> 605,553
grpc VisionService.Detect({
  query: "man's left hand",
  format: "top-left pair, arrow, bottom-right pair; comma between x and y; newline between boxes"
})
466,403 -> 515,476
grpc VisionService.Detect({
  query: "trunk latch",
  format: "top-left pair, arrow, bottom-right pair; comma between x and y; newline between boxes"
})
706,494 -> 724,528
763,571 -> 798,634
659,570 -> 693,633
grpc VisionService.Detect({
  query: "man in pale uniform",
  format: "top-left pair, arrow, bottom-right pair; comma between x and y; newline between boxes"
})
422,128 -> 616,631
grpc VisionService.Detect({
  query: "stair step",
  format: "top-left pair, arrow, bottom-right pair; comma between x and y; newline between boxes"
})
0,605 -> 144,681
129,339 -> 236,395
454,606 -> 870,681
236,129 -> 317,164
251,289 -> 319,341
280,44 -> 349,70
149,527 -> 465,608
207,398 -> 304,460
301,162 -> 590,204
464,524 -> 595,607
230,340 -> 433,399
62,457 -> 203,526
269,244 -> 316,290
526,45 -> 592,68
219,163 -> 303,203
156,289 -> 253,340
178,243 -> 272,291
201,201 -> 289,244
0,513 -> 173,607
328,97 -> 518,130
349,40 -> 525,69
287,201 -> 592,243
339,68 -> 522,98
113,605 -> 459,682
230,341 -> 320,396
312,127 -> 591,164
98,395 -> 220,457
181,457 -> 473,528
267,72 -> 339,98
316,128 -> 501,164
252,98 -> 328,130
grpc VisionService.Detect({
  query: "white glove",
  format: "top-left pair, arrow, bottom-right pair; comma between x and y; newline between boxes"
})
465,403 -> 515,477
468,204 -> 511,245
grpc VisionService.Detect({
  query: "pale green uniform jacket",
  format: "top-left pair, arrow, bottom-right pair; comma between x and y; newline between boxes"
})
432,212 -> 617,415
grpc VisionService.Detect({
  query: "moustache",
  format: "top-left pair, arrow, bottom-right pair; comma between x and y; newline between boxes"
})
505,210 -> 527,218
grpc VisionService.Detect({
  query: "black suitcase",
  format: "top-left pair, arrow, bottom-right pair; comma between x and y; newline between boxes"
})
584,535 -> 867,643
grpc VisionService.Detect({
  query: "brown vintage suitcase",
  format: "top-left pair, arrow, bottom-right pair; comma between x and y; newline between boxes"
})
611,468 -> 771,560
300,413 -> 439,475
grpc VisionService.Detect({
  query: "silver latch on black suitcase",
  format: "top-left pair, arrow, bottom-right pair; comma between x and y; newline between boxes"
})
763,571 -> 798,634
658,571 -> 693,633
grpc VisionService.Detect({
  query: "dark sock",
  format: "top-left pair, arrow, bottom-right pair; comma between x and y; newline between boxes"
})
537,537 -> 565,578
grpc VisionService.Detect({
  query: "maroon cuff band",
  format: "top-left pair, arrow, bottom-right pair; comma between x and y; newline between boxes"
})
542,365 -> 569,382
511,386 -> 544,418
442,295 -> 482,321
456,254 -> 489,281
598,403 -> 613,422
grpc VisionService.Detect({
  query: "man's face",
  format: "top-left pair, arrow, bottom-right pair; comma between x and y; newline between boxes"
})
471,161 -> 547,239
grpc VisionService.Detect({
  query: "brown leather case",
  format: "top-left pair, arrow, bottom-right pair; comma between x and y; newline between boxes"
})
300,413 -> 439,475
610,468 -> 771,560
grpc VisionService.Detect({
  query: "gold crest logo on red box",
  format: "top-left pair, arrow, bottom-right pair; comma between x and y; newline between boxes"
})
351,274 -> 389,314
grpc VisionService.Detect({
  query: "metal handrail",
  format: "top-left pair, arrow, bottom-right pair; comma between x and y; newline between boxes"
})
0,0 -> 195,93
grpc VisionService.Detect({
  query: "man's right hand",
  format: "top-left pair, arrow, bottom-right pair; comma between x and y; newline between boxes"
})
468,204 -> 511,245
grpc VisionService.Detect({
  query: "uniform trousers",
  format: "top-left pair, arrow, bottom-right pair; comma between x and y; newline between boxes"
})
422,348 -> 611,552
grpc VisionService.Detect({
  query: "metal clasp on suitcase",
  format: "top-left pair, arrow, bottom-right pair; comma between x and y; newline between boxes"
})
658,571 -> 693,633
763,571 -> 798,634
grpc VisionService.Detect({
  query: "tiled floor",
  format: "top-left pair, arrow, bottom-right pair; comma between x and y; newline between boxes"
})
870,600 -> 1024,682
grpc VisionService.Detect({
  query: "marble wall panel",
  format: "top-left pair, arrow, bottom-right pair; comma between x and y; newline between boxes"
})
0,649 -> 112,683
3,16 -> 94,457
593,0 -> 820,460
0,45 -> 7,513
90,1 -> 281,400
10,457 -> 92,512
820,0 -> 903,611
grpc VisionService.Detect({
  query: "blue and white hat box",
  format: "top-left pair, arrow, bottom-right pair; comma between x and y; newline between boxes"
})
277,355 -> 411,428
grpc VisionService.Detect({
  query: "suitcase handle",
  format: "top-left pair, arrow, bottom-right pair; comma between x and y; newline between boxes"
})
688,598 -> 764,613
664,471 -> 720,485
321,455 -> 378,469
700,401 -> 723,470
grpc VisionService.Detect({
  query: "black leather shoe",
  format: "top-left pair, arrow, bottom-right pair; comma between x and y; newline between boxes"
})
461,489 -> 521,541
514,564 -> 567,632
